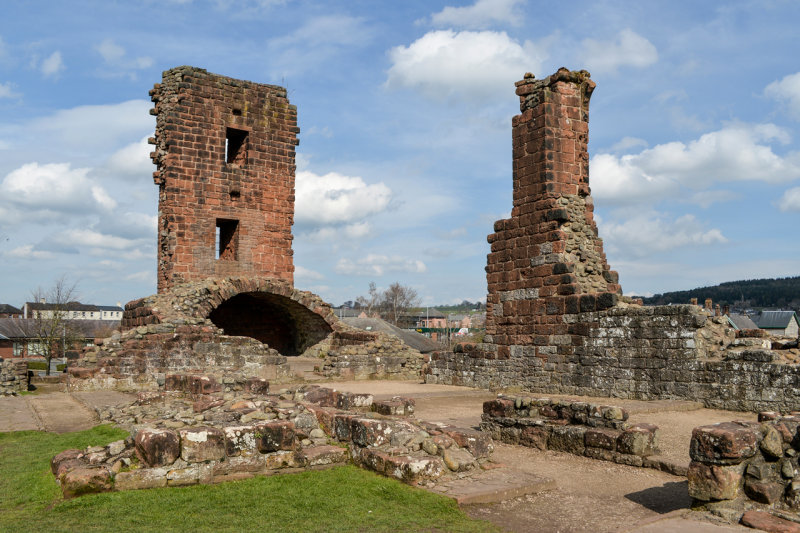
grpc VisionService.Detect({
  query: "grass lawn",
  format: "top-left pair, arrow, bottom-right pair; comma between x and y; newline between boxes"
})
0,426 -> 498,532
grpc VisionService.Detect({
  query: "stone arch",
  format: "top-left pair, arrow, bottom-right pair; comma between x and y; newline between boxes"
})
208,292 -> 333,356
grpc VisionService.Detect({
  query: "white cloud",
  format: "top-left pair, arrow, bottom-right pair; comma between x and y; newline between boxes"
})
295,265 -> 324,280
385,30 -> 549,101
104,136 -> 153,177
4,244 -> 54,260
304,222 -> 372,242
94,39 -> 153,78
430,0 -> 525,30
686,190 -> 738,208
41,51 -> 64,78
765,72 -> 800,120
778,186 -> 800,212
600,212 -> 727,259
0,162 -> 115,216
46,228 -> 144,252
592,124 -> 800,205
579,29 -> 657,74
610,136 -> 648,153
0,81 -> 20,99
295,170 -> 392,225
335,254 -> 427,276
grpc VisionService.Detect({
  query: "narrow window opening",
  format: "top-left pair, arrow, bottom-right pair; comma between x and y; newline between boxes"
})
216,218 -> 239,261
229,190 -> 241,200
225,127 -> 248,166
232,108 -> 242,116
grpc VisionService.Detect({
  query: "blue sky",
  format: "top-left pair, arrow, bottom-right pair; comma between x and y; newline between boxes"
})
1,0 -> 799,308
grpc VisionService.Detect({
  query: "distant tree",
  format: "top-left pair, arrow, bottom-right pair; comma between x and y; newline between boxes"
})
356,282 -> 381,318
379,282 -> 420,326
24,277 -> 84,375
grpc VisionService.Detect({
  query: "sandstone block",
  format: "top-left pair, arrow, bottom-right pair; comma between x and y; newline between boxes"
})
180,427 -> 225,463
442,447 -> 476,472
303,387 -> 340,407
212,455 -> 266,476
761,425 -> 785,458
444,428 -> 493,458
483,399 -> 515,418
351,418 -> 394,447
244,377 -> 269,395
135,428 -> 180,467
744,478 -> 785,504
296,445 -> 348,467
61,466 -> 113,498
687,461 -> 742,501
618,423 -> 659,457
690,422 -> 759,465
356,448 -> 444,484
585,428 -> 620,451
741,510 -> 800,533
255,421 -> 295,453
264,450 -> 298,470
51,449 -> 83,475
548,425 -> 586,455
114,467 -> 168,491
520,425 -> 549,450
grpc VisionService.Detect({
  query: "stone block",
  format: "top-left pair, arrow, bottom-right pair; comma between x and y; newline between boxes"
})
744,478 -> 785,504
212,455 -> 267,476
443,428 -> 493,458
180,427 -> 226,463
351,419 -> 395,447
548,425 -> 586,455
193,395 -> 225,413
687,461 -> 742,501
585,428 -> 620,451
303,387 -> 340,407
51,449 -> 83,475
520,425 -> 549,450
617,423 -> 659,457
356,448 -> 444,484
740,510 -> 800,533
61,466 -> 113,498
483,399 -> 515,417
224,425 -> 260,456
296,445 -> 348,467
255,421 -> 295,453
114,468 -> 168,491
761,425 -> 784,458
337,392 -> 373,410
244,377 -> 269,395
442,448 -> 476,472
135,428 -> 180,467
264,451 -> 298,470
690,422 -> 760,465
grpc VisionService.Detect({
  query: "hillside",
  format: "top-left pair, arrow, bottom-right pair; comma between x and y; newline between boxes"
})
636,276 -> 800,309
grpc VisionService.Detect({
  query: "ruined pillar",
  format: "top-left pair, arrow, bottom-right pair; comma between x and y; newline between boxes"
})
149,66 -> 299,292
484,68 -> 622,357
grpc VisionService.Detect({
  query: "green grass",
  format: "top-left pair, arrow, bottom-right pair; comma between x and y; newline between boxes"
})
0,426 -> 497,533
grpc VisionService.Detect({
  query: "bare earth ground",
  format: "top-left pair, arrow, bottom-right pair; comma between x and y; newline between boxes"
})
0,379 -> 755,532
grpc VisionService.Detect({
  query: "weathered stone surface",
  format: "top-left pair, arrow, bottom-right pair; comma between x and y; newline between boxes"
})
51,449 -> 83,475
442,448 -> 476,472
135,428 -> 180,467
244,377 -> 269,395
296,445 -> 348,467
356,448 -> 444,484
585,428 -> 619,451
444,428 -> 493,459
255,421 -> 295,453
548,425 -> 586,455
617,424 -> 659,457
690,422 -> 760,465
350,418 -> 394,447
687,461 -> 742,501
61,466 -> 113,497
304,387 -> 340,407
114,467 -> 168,491
333,413 -> 358,442
223,425 -> 260,456
483,399 -> 515,418
761,425 -> 785,458
740,510 -> 800,533
520,425 -> 548,450
212,455 -> 266,476
180,427 -> 226,462
744,478 -> 785,504
193,395 -> 225,413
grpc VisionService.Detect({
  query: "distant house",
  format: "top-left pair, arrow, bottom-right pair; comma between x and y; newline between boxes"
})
726,313 -> 759,331
752,311 -> 800,337
0,318 -> 120,358
0,304 -> 22,318
408,308 -> 447,329
22,301 -> 124,321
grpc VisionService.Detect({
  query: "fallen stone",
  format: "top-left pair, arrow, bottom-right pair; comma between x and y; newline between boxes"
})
442,447 -> 476,472
135,428 -> 180,467
193,395 -> 225,413
741,510 -> 800,533
61,466 -> 113,498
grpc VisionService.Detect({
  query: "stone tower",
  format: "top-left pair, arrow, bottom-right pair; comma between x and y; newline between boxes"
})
149,66 -> 298,293
484,68 -> 622,357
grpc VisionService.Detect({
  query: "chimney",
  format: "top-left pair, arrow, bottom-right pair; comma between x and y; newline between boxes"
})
704,298 -> 713,311
40,297 -> 46,304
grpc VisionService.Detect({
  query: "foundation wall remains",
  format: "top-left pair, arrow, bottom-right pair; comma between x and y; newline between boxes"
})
427,69 -> 800,413
149,66 -> 297,292
0,358 -> 27,395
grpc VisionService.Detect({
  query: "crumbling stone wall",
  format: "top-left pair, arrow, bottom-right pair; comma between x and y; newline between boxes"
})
69,277 -> 424,391
149,66 -> 298,292
0,358 -> 27,395
427,69 -> 800,413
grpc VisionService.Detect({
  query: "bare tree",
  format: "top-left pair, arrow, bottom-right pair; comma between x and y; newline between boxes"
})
381,282 -> 420,326
25,277 -> 83,375
356,281 -> 381,318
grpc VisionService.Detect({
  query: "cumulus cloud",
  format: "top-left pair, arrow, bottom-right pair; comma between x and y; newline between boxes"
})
429,0 -> 525,29
42,228 -> 145,253
591,124 -> 800,205
609,136 -> 647,153
0,162 -> 115,218
40,51 -> 64,78
335,254 -> 427,276
295,265 -> 324,280
304,222 -> 372,242
295,170 -> 392,225
600,212 -> 727,258
765,72 -> 800,120
104,136 -> 153,177
4,244 -> 54,260
385,30 -> 549,101
778,186 -> 800,212
579,29 -> 657,75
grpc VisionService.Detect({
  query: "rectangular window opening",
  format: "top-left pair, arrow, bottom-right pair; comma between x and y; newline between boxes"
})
232,108 -> 242,116
225,127 -> 248,166
216,218 -> 239,261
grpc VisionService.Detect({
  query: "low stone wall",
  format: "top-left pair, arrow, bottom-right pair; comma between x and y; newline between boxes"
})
481,395 -> 660,469
688,413 -> 800,523
0,358 -> 27,395
52,381 -> 492,497
427,304 -> 800,412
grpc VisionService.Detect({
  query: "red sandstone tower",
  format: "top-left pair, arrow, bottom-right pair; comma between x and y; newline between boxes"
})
149,66 -> 298,293
484,69 -> 622,356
